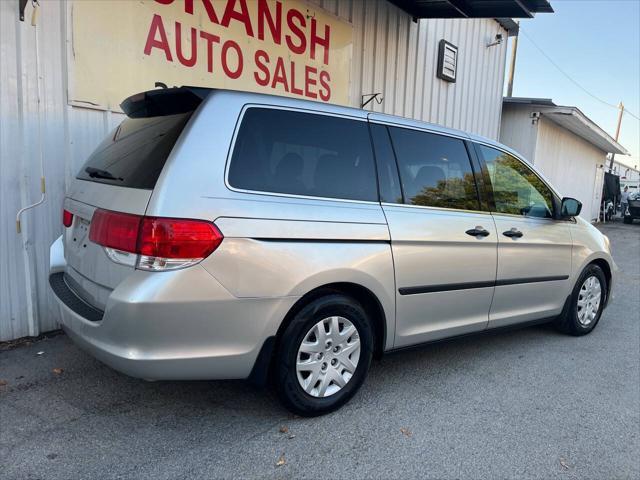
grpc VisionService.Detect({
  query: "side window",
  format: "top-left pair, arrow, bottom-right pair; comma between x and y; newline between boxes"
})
388,127 -> 480,210
476,145 -> 554,218
228,108 -> 378,202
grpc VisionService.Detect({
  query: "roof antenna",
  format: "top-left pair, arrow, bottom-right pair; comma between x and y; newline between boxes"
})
155,82 -> 168,89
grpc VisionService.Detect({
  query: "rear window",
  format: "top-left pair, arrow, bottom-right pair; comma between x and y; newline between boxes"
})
76,112 -> 192,189
228,108 -> 378,202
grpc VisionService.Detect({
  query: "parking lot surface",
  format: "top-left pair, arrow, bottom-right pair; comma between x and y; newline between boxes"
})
1,222 -> 638,479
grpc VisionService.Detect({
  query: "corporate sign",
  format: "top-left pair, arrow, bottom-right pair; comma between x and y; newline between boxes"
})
68,0 -> 353,110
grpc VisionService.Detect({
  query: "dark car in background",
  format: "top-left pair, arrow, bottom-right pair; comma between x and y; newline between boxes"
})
623,192 -> 640,224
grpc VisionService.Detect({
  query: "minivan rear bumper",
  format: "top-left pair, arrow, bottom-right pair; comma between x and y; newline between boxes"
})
49,236 -> 298,381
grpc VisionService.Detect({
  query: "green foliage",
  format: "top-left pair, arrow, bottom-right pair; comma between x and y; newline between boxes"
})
410,172 -> 480,210
486,151 -> 553,218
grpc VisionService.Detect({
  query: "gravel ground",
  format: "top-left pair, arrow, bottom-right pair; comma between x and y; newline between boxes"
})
1,222 -> 638,480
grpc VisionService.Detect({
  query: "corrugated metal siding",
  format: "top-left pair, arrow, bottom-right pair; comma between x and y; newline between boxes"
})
500,104 -> 607,221
310,0 -> 507,138
534,116 -> 607,222
0,0 -> 122,340
499,104 -> 539,161
0,0 -> 507,341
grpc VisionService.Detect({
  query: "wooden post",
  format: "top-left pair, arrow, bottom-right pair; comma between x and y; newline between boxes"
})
608,102 -> 624,172
506,23 -> 519,97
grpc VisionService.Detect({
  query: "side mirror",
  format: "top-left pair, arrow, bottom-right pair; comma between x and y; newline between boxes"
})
560,197 -> 582,218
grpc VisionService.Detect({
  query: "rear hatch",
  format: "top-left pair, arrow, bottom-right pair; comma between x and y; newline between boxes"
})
63,87 -> 210,311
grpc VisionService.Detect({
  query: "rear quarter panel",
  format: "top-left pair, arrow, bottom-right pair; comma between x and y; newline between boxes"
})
145,92 -> 397,350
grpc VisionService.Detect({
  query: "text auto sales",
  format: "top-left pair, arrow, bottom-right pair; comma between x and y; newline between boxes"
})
145,0 -> 333,101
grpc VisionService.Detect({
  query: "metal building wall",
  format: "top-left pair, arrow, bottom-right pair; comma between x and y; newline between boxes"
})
499,104 -> 607,222
499,103 -> 539,161
0,0 -> 508,341
534,117 -> 606,222
311,0 -> 508,138
0,1 -> 122,340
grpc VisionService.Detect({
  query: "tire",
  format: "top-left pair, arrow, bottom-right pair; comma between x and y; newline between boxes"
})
623,216 -> 633,224
554,264 -> 607,336
274,293 -> 374,416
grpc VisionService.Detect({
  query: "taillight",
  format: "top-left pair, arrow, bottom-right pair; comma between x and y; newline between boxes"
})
62,209 -> 74,228
88,208 -> 223,271
89,209 -> 141,253
137,217 -> 223,271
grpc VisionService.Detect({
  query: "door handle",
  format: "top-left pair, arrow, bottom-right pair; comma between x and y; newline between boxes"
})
503,228 -> 523,238
465,226 -> 491,237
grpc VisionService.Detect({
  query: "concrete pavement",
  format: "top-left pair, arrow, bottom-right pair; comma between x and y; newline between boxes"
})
1,222 -> 638,479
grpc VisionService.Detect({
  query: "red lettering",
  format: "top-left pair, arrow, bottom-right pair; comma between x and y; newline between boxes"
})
290,62 -> 303,96
271,57 -> 289,92
221,40 -> 243,79
311,19 -> 330,65
154,0 -> 173,4
185,0 -> 220,24
144,14 -> 173,62
175,22 -> 197,67
254,50 -> 270,86
200,31 -> 220,73
304,65 -> 317,99
221,0 -> 254,37
285,9 -> 306,55
258,0 -> 281,44
319,71 -> 330,101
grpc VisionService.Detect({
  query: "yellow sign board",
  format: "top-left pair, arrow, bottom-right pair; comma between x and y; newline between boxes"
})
69,0 -> 353,110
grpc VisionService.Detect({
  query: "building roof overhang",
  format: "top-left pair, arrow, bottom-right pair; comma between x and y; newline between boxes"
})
504,97 -> 629,155
388,0 -> 553,18
388,0 -> 553,35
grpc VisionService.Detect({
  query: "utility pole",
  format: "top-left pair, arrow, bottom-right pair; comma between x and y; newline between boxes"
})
506,22 -> 520,97
608,102 -> 624,172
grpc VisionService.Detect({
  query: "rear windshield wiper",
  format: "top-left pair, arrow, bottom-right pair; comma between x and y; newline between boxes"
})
85,167 -> 123,181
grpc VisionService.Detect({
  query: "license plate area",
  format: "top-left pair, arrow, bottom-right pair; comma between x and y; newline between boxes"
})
71,216 -> 91,250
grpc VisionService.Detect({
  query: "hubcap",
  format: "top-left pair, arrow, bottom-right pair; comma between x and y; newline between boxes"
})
296,316 -> 361,398
577,275 -> 602,326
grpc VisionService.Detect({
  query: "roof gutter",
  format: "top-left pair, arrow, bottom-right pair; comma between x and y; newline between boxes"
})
495,18 -> 519,36
542,106 -> 629,155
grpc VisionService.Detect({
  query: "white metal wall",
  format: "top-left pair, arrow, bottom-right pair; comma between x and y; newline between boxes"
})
612,161 -> 640,185
0,0 -> 508,341
500,104 -> 607,222
0,1 -> 122,340
534,117 -> 607,222
499,103 -> 538,161
310,0 -> 508,138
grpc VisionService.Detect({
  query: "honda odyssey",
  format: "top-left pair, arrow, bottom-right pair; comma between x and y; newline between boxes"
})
50,87 -> 615,416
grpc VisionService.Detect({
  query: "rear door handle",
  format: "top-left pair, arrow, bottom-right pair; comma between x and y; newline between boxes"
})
503,228 -> 523,238
465,226 -> 491,237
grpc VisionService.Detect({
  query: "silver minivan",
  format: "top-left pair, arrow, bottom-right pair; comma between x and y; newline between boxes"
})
50,87 -> 615,415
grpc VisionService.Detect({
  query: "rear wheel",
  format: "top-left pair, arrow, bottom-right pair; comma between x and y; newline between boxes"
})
555,264 -> 607,336
274,294 -> 373,416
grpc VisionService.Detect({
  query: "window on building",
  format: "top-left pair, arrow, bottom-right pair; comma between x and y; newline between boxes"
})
476,145 -> 554,218
388,127 -> 480,210
228,108 -> 378,202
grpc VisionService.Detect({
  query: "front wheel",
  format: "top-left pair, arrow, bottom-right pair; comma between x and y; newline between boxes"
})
554,264 -> 607,336
274,294 -> 374,416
